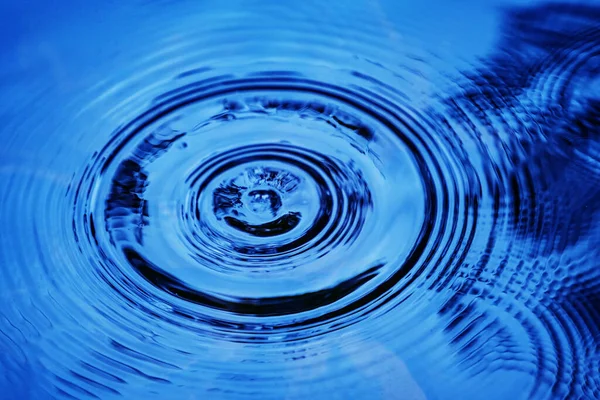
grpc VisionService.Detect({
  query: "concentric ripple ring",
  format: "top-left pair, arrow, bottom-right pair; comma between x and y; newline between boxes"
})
72,74 -> 475,340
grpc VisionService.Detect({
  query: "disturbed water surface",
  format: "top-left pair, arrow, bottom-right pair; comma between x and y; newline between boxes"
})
1,1 -> 600,399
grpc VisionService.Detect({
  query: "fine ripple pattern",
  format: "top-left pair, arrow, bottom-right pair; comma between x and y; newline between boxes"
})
1,1 -> 600,400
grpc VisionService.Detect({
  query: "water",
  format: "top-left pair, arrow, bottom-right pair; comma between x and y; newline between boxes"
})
1,1 -> 600,399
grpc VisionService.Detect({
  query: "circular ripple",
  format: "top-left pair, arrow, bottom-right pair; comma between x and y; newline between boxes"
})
424,11 -> 600,399
4,2 -> 566,398
72,74 -> 477,341
528,27 -> 600,109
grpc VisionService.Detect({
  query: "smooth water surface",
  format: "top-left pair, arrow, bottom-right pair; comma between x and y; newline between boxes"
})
1,1 -> 600,399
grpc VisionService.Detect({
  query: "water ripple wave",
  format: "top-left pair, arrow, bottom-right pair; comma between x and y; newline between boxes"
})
1,1 -> 600,399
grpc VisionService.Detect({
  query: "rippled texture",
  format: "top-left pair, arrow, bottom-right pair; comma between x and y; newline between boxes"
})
1,1 -> 600,399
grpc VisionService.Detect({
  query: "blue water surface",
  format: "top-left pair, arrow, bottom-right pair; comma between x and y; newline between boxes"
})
1,0 -> 600,399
